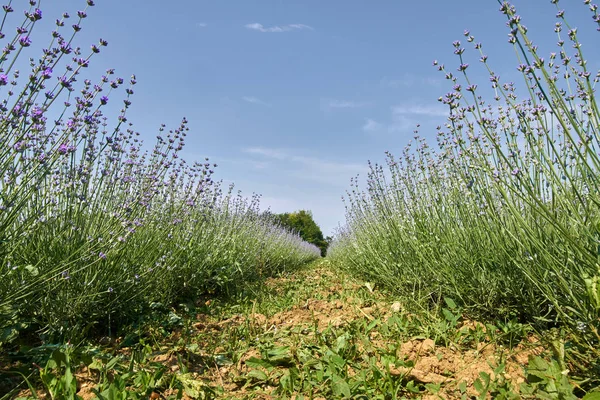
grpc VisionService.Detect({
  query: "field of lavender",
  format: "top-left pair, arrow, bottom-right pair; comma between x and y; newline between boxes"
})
3,0 -> 600,398
0,1 -> 320,345
329,0 -> 600,380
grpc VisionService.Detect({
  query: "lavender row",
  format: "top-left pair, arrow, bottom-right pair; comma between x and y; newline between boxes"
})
0,1 -> 320,343
329,0 -> 600,371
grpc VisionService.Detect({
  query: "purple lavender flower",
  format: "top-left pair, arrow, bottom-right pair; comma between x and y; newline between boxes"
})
32,8 -> 42,20
99,252 -> 106,259
13,141 -> 27,152
31,107 -> 44,122
41,67 -> 52,79
19,36 -> 31,47
60,42 -> 72,54
72,24 -> 81,32
57,143 -> 69,155
59,76 -> 71,88
100,95 -> 108,105
0,74 -> 8,86
77,10 -> 87,18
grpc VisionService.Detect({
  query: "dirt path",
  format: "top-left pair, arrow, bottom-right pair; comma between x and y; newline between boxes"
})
10,260 -> 545,399
140,260 -> 542,399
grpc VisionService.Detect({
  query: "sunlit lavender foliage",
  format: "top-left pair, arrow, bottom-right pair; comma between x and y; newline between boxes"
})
0,2 -> 319,343
329,0 -> 600,367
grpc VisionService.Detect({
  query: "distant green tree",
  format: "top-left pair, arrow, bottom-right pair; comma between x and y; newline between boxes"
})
274,210 -> 327,257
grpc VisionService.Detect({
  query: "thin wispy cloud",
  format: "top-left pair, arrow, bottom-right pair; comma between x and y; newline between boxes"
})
363,103 -> 446,135
243,147 -> 367,186
362,118 -> 382,133
380,75 -> 441,88
244,23 -> 314,33
244,147 -> 286,160
201,154 -> 275,171
322,99 -> 369,111
388,114 -> 415,133
363,116 -> 414,134
392,104 -> 449,117
196,22 -> 207,28
242,96 -> 271,106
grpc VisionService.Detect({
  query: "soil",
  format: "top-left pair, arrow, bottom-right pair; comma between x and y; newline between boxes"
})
7,264 -> 545,399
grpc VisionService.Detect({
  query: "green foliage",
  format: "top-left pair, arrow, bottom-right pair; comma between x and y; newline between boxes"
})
328,0 -> 600,384
274,210 -> 328,256
520,356 -> 577,400
39,347 -> 79,400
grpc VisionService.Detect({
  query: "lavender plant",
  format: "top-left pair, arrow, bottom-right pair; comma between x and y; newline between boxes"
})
0,1 -> 320,343
329,0 -> 600,377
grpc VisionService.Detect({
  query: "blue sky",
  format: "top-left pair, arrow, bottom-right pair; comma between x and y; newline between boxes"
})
39,1 -> 599,235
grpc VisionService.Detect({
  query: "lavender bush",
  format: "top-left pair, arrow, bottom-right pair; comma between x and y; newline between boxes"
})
329,0 -> 600,374
0,1 -> 320,343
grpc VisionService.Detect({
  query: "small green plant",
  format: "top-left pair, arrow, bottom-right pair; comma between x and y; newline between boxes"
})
37,346 -> 80,400
471,364 -> 519,400
520,356 -> 577,400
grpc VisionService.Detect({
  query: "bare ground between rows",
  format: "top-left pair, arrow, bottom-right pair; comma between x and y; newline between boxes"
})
13,262 -> 545,399
153,264 -> 542,398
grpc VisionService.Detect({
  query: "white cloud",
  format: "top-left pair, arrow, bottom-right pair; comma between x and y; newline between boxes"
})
362,103 -> 446,135
362,118 -> 382,133
392,104 -> 449,117
244,147 -> 287,160
245,23 -> 314,33
380,76 -> 413,88
380,75 -> 441,88
328,100 -> 367,109
243,147 -> 366,186
385,104 -> 446,133
242,96 -> 271,106
388,114 -> 415,133
321,99 -> 369,111
196,22 -> 207,28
